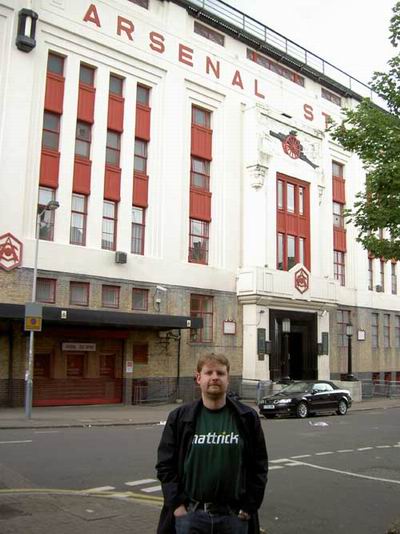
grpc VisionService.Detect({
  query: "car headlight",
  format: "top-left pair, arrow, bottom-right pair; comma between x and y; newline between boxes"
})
276,398 -> 292,404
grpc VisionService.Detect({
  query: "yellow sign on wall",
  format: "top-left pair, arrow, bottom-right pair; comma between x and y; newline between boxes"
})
24,316 -> 42,332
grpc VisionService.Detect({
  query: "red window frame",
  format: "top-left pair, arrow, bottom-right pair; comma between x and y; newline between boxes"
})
105,130 -> 121,167
194,21 -> 225,46
102,200 -> 117,251
189,219 -> 209,264
276,175 -> 310,271
190,294 -> 213,343
392,262 -> 397,295
368,257 -> 374,291
131,206 -> 145,255
42,111 -> 60,151
333,202 -> 345,228
69,281 -> 89,306
132,288 -> 148,311
247,49 -> 305,87
191,156 -> 210,191
102,285 -> 120,308
334,250 -> 345,286
70,193 -> 87,246
380,260 -> 385,291
36,278 -> 56,303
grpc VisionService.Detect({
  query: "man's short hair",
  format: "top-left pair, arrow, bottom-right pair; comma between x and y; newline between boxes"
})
196,353 -> 230,373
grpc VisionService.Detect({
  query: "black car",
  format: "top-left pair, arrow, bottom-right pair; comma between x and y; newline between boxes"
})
259,380 -> 352,419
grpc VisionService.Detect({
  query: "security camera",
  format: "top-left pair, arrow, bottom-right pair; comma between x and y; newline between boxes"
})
156,285 -> 167,292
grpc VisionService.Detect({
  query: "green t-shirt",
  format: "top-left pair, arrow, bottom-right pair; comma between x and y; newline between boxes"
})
183,404 -> 243,503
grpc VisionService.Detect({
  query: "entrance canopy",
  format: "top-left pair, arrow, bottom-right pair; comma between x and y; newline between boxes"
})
0,303 -> 203,330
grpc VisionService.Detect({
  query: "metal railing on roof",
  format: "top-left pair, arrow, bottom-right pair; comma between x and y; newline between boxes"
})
181,0 -> 383,105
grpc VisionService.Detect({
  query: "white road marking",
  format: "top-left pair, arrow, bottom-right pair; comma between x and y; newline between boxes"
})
291,454 -> 311,459
376,445 -> 391,449
34,431 -> 59,434
86,486 -> 115,493
142,485 -> 162,493
315,451 -> 334,456
270,458 -> 290,463
357,447 -> 373,451
269,466 -> 284,470
337,449 -> 354,453
125,479 -> 157,486
0,440 -> 32,444
296,461 -> 400,485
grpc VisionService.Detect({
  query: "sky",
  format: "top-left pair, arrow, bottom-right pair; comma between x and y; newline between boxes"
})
227,0 -> 395,86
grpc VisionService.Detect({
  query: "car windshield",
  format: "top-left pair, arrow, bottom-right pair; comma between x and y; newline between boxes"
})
280,382 -> 313,394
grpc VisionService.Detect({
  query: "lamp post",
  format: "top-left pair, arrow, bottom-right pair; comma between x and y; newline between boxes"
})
345,322 -> 356,381
281,318 -> 291,383
25,200 -> 59,418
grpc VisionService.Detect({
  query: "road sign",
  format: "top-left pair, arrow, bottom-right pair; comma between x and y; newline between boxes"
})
24,302 -> 43,332
24,316 -> 42,331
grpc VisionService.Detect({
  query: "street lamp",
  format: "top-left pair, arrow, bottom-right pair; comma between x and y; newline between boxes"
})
281,318 -> 291,383
25,200 -> 59,418
344,322 -> 356,381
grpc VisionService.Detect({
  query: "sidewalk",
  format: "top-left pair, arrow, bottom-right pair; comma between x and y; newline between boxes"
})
1,397 -> 400,430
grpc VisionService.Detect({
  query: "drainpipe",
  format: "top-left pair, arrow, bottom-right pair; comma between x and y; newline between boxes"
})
7,322 -> 13,406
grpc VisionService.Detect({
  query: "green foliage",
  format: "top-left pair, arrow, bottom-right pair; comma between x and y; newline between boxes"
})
330,2 -> 400,260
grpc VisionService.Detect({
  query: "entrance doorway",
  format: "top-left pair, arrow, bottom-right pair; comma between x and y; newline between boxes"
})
269,310 -> 317,382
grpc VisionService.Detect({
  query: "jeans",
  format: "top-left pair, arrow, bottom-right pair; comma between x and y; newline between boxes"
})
175,509 -> 249,534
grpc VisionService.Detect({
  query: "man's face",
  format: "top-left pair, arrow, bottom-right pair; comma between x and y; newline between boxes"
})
196,360 -> 229,400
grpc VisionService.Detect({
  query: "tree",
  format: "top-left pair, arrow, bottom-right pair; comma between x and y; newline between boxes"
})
330,2 -> 400,260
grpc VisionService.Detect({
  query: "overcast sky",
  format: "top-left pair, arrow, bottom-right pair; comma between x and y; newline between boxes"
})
227,0 -> 395,85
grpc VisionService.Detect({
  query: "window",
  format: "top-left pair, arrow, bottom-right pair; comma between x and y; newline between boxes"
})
106,130 -> 121,167
131,206 -> 145,255
332,161 -> 344,178
38,187 -> 56,241
102,200 -> 117,250
321,88 -> 341,106
47,53 -> 64,75
372,313 -> 379,349
189,219 -> 209,264
395,316 -> 400,348
192,106 -> 210,128
368,257 -> 373,291
333,202 -> 344,227
247,49 -> 305,87
109,74 -> 123,96
129,0 -> 148,9
384,314 -> 390,348
276,176 -> 309,271
136,85 -> 150,106
69,282 -> 89,306
190,294 -> 213,342
134,139 -> 147,173
191,157 -> 210,191
334,251 -> 345,286
75,121 -> 91,159
337,309 -> 350,347
132,288 -> 148,311
102,285 -> 120,308
194,21 -> 224,46
70,194 -> 87,246
79,64 -> 95,86
42,112 -> 60,151
380,260 -> 385,291
36,278 -> 56,303
392,263 -> 397,295
132,344 -> 148,364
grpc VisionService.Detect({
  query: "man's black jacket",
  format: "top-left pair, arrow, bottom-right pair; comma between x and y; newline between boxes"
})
156,397 -> 268,534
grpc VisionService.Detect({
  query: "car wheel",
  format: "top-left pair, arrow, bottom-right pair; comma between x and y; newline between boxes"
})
336,399 -> 348,416
296,401 -> 308,419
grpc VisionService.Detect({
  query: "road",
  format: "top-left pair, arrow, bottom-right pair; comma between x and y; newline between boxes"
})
0,407 -> 399,533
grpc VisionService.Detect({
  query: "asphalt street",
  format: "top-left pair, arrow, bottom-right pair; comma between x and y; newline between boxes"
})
1,407 -> 399,533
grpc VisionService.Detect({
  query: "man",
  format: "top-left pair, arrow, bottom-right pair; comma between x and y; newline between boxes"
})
156,353 -> 268,534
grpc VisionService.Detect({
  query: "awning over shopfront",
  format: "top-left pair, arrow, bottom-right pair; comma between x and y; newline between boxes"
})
0,303 -> 203,330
